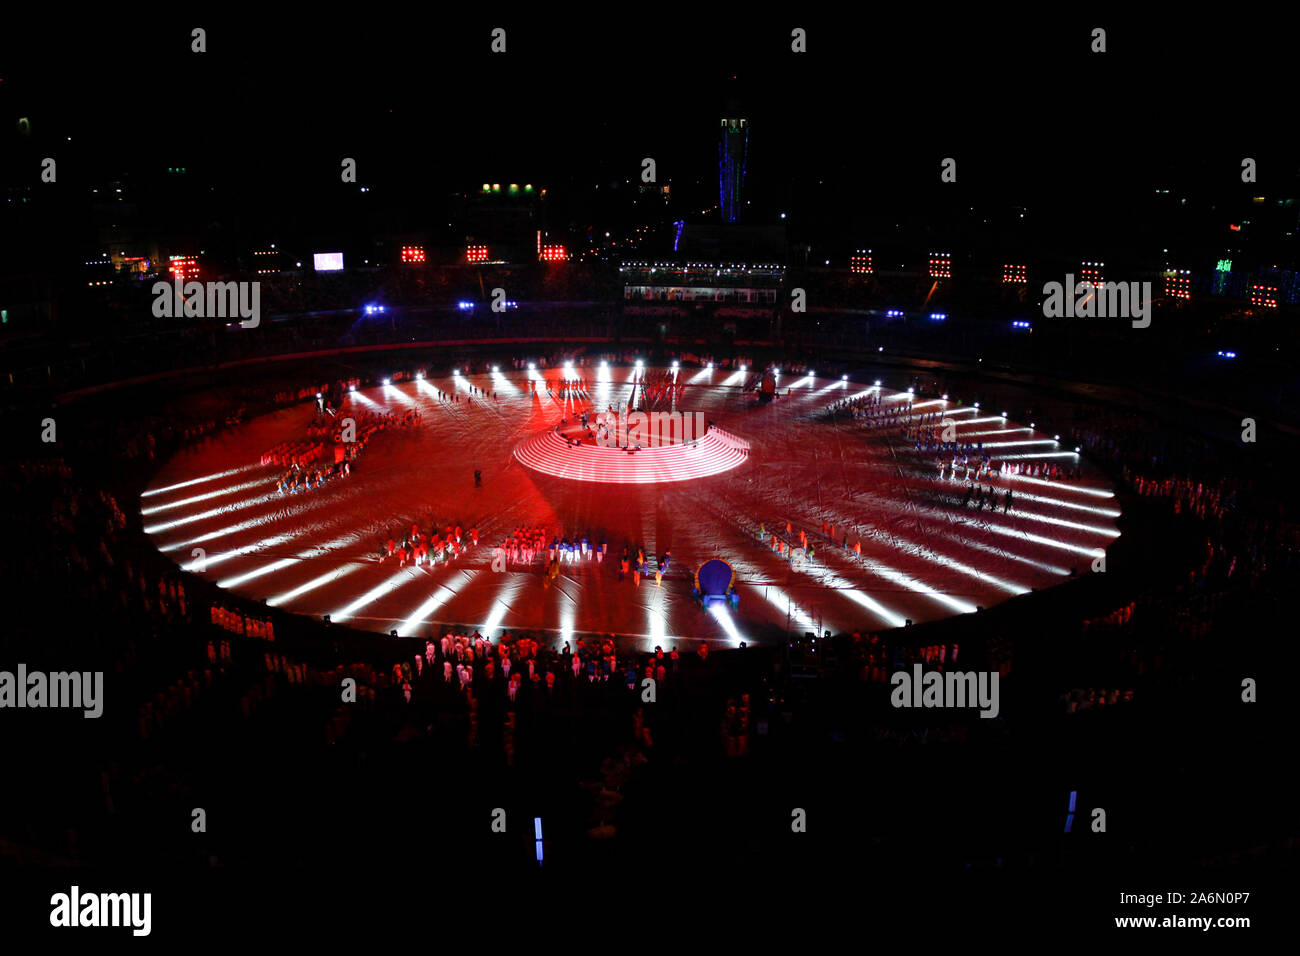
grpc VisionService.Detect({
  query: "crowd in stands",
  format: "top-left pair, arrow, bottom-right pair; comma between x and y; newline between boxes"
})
210,604 -> 275,642
1060,686 -> 1135,714
71,408 -> 243,466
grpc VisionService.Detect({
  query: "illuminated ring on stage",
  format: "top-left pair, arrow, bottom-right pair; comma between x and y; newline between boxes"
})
513,427 -> 750,483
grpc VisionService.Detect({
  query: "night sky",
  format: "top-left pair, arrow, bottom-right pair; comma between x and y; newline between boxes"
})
3,12 -> 1297,269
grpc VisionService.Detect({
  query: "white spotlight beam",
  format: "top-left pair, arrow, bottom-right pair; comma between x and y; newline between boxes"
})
142,464 -> 261,498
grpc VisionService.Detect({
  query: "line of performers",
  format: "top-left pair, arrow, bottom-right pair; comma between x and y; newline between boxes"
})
379,523 -> 478,567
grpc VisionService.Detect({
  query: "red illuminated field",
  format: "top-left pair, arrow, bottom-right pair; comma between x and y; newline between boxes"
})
141,366 -> 1122,648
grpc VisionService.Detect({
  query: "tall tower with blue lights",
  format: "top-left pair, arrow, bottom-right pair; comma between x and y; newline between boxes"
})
718,116 -> 748,223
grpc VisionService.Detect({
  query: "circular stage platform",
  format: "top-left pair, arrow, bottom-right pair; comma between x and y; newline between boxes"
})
513,425 -> 750,483
141,366 -> 1122,648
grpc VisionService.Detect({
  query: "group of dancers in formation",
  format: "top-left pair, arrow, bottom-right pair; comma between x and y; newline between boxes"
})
275,459 -> 350,495
378,523 -> 478,567
758,521 -> 822,563
962,484 -> 1014,512
616,546 -> 672,587
534,538 -> 672,589
443,384 -> 496,403
827,390 -> 913,424
825,390 -> 1088,486
529,378 -> 590,399
935,457 -> 1078,483
756,520 -> 874,562
370,516 -> 678,590
271,408 -> 420,495
489,532 -> 670,588
496,527 -> 607,567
